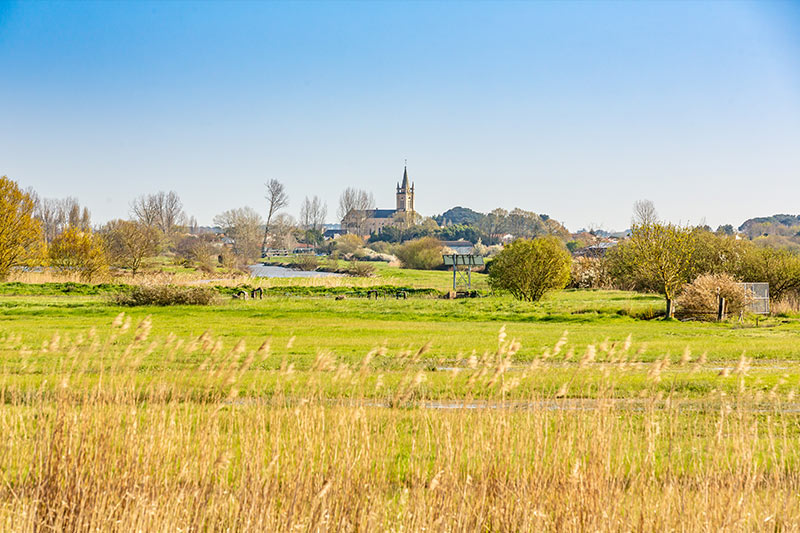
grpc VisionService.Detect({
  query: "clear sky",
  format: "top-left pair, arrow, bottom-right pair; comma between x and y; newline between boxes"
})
2,1 -> 799,231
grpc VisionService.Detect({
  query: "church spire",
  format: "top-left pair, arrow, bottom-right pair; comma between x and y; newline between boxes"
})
401,164 -> 409,190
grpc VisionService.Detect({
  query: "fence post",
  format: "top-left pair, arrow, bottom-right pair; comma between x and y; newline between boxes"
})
717,296 -> 726,322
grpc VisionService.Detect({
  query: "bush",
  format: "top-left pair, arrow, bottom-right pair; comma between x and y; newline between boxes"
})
569,257 -> 613,289
335,234 -> 365,256
113,285 -> 216,306
296,254 -> 319,271
676,273 -> 748,320
347,260 -> 376,277
395,237 -> 443,270
488,237 -> 571,302
355,248 -> 395,262
366,241 -> 396,256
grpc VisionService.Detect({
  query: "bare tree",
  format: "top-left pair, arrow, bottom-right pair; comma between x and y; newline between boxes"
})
156,191 -> 185,235
30,194 -> 88,242
337,188 -> 375,221
261,179 -> 289,252
270,213 -> 298,250
101,219 -> 159,276
131,195 -> 160,228
214,207 -> 265,261
338,188 -> 375,235
131,191 -> 185,236
299,196 -> 327,231
632,199 -> 658,227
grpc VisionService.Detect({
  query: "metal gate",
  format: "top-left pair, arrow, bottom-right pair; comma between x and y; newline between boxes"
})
739,282 -> 769,315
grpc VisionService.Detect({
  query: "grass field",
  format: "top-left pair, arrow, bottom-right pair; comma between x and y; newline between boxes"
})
2,274 -> 800,530
2,283 -> 800,396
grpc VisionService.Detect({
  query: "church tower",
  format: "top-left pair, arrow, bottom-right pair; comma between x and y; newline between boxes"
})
396,165 -> 415,212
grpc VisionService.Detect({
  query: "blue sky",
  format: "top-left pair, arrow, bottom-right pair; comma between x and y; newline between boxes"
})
2,1 -> 799,231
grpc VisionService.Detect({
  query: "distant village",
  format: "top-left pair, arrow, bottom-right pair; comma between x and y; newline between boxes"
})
203,165 -> 626,261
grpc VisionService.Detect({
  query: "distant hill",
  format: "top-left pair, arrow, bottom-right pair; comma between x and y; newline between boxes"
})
433,206 -> 484,226
739,214 -> 800,233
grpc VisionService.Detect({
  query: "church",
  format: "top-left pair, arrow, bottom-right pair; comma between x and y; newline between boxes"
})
341,166 -> 416,236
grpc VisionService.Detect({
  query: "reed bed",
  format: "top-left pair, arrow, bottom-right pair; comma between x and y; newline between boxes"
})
0,320 -> 799,531
9,268 -> 405,289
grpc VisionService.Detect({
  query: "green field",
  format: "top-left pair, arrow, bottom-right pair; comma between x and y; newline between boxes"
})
2,279 -> 799,399
3,276 -> 800,529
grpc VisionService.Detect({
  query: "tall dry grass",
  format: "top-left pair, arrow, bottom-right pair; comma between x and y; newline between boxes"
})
8,267 -> 395,289
0,321 -> 798,531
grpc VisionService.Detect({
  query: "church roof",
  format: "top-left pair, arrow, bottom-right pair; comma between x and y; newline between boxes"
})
370,209 -> 397,219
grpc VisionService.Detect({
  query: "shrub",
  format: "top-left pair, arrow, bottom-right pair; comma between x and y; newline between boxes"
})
113,285 -> 216,306
488,236 -> 571,302
334,234 -> 365,256
296,254 -> 319,271
347,260 -> 376,277
395,237 -> 443,270
366,241 -> 396,256
676,273 -> 748,320
570,256 -> 613,289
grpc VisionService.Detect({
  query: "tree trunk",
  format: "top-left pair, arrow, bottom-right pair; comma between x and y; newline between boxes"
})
665,298 -> 674,319
261,217 -> 272,256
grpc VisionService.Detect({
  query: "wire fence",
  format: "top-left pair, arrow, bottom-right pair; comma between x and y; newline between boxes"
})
740,282 -> 770,315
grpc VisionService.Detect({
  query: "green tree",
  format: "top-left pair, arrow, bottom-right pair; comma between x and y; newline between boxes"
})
488,236 -> 571,302
737,246 -> 800,302
610,222 -> 696,317
49,227 -> 108,281
0,176 -> 43,280
690,228 -> 748,277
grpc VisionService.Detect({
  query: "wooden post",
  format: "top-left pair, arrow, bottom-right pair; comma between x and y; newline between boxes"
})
717,296 -> 726,322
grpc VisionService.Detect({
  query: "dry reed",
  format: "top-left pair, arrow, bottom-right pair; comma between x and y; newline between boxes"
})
0,321 -> 798,531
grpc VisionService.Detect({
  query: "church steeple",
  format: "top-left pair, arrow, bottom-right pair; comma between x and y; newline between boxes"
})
401,165 -> 409,190
396,163 -> 415,212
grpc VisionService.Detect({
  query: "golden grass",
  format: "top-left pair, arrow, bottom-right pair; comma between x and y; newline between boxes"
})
0,321 -> 799,531
9,267 -> 397,289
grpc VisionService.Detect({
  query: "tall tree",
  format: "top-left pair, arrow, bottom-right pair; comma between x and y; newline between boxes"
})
611,221 -> 696,318
0,177 -> 43,280
101,219 -> 160,276
131,191 -> 185,236
261,179 -> 289,252
632,199 -> 658,227
31,195 -> 87,242
338,188 -> 375,235
299,196 -> 327,231
214,207 -> 265,261
269,213 -> 298,250
337,188 -> 375,221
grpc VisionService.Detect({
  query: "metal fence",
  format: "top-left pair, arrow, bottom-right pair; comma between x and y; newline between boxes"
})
740,282 -> 770,315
